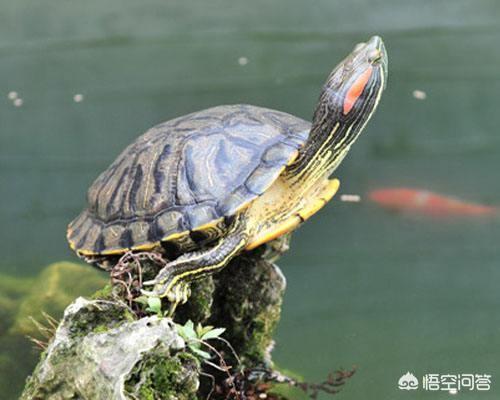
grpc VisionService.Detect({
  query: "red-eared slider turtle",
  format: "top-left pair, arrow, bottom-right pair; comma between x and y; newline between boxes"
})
68,36 -> 387,309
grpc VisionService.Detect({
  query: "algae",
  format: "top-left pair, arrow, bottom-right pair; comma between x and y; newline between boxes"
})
0,274 -> 34,335
10,261 -> 107,338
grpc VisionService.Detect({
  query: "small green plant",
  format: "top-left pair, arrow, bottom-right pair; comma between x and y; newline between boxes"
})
145,296 -> 162,316
175,321 -> 245,399
175,320 -> 226,360
134,295 -> 164,316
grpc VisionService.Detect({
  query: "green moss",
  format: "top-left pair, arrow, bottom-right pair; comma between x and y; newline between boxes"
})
210,253 -> 285,367
125,347 -> 200,400
68,299 -> 135,337
0,274 -> 35,335
91,283 -> 115,301
174,277 -> 215,325
244,307 -> 281,363
21,344 -> 81,400
92,324 -> 111,334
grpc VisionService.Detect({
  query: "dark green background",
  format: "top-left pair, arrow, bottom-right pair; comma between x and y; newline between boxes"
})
1,1 -> 500,398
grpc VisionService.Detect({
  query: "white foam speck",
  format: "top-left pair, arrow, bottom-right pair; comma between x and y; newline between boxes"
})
412,89 -> 427,100
340,194 -> 361,203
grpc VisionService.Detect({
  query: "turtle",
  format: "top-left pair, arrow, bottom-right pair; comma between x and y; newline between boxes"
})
67,36 -> 388,310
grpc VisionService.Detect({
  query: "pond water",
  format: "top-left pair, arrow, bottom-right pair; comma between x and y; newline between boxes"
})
1,1 -> 500,398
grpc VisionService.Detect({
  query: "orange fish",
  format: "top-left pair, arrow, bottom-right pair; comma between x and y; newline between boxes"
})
368,188 -> 496,217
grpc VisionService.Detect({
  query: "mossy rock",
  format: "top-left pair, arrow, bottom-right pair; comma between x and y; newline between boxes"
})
125,347 -> 199,400
174,277 -> 215,325
21,298 -> 191,400
210,253 -> 286,367
22,252 -> 292,399
10,261 -> 107,338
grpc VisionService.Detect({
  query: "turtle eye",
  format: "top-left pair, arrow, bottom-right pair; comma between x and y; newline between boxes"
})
367,49 -> 383,64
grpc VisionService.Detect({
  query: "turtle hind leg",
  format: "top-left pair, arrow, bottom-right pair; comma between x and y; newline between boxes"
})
142,215 -> 249,311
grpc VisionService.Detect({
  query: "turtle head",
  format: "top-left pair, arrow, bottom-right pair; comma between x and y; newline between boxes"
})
315,35 -> 387,126
293,36 -> 387,179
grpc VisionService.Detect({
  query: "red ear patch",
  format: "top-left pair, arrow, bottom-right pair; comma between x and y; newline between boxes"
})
343,66 -> 373,115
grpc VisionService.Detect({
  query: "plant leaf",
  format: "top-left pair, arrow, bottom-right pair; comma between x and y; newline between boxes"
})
183,320 -> 197,340
189,346 -> 211,359
198,325 -> 214,337
201,327 -> 226,340
133,296 -> 149,305
195,323 -> 203,337
145,297 -> 162,314
175,323 -> 187,339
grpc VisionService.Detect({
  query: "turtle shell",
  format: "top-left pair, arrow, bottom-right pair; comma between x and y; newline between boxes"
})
67,104 -> 310,256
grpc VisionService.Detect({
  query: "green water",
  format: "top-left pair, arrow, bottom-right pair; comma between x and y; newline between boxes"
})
1,1 -> 500,398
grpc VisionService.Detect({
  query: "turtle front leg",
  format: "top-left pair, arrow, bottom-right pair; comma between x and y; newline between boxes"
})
142,217 -> 249,314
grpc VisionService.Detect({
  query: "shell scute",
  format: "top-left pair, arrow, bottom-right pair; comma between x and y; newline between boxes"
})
155,210 -> 185,238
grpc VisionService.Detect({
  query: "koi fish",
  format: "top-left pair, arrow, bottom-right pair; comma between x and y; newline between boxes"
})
368,188 -> 496,217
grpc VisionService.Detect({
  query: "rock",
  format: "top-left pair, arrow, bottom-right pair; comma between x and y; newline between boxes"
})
23,250 -> 289,399
124,346 -> 199,400
21,298 -> 199,400
173,251 -> 286,368
174,277 -> 215,325
210,253 -> 286,367
10,262 -> 107,338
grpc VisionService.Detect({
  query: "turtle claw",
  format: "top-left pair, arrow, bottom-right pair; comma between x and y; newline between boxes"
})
139,262 -> 192,314
140,281 -> 191,317
140,278 -> 173,300
140,280 -> 170,298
